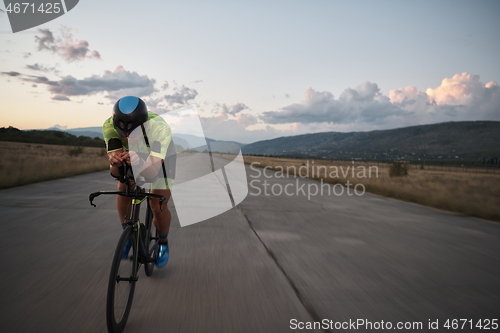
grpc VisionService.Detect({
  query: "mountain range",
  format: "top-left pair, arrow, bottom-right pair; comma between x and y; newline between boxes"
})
241,121 -> 500,160
45,121 -> 500,160
45,126 -> 245,151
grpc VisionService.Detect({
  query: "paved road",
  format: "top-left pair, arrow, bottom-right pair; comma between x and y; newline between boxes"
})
0,156 -> 499,332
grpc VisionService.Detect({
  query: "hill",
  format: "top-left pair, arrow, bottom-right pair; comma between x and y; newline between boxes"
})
47,126 -> 104,140
1,126 -> 104,147
241,121 -> 500,160
43,127 -> 245,151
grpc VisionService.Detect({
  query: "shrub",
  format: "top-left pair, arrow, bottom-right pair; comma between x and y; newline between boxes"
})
389,161 -> 409,177
68,146 -> 84,156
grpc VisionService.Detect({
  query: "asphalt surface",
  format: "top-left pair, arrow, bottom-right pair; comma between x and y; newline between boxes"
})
1,155 -> 499,333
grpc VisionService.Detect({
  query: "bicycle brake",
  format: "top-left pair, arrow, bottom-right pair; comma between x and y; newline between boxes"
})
89,194 -> 97,207
159,196 -> 166,211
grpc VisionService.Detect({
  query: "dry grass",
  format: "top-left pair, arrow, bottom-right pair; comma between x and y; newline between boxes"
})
4,144 -> 498,222
0,141 -> 109,188
239,155 -> 500,222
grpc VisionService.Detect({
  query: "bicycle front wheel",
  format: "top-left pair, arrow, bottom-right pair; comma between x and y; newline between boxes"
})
106,226 -> 137,333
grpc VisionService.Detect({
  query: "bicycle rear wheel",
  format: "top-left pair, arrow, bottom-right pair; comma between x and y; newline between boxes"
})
106,226 -> 137,333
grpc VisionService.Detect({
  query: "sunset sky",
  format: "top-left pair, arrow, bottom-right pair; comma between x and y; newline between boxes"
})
1,0 -> 499,143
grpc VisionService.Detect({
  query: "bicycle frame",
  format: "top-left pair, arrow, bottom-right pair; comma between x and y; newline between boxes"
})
89,165 -> 166,267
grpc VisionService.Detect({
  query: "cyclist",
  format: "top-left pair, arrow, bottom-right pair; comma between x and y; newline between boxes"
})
102,96 -> 175,268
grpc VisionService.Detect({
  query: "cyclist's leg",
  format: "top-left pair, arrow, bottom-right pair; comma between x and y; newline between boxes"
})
109,160 -> 132,224
115,180 -> 134,258
149,189 -> 171,242
150,189 -> 171,267
116,180 -> 132,224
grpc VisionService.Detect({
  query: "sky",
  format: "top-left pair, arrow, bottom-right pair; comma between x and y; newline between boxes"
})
1,0 -> 499,143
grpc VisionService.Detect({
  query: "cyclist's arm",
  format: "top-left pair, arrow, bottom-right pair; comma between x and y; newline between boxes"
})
103,118 -> 128,177
109,149 -> 125,177
107,138 -> 126,171
123,151 -> 163,179
127,116 -> 172,179
102,117 -> 128,153
143,121 -> 172,178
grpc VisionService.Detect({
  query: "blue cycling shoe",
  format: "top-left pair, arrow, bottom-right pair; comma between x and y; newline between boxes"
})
156,242 -> 169,267
121,239 -> 132,259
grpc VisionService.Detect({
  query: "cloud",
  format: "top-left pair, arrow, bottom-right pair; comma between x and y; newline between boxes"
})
20,74 -> 58,85
221,102 -> 249,116
1,71 -> 21,77
50,124 -> 68,130
144,84 -> 200,114
235,113 -> 258,127
200,114 -> 286,143
426,72 -> 484,105
7,66 -> 156,99
262,83 -> 407,126
261,73 -> 500,131
35,27 -> 101,62
35,29 -> 57,51
200,111 -> 359,143
26,63 -> 58,73
339,81 -> 381,102
52,95 -> 70,101
389,86 -> 426,104
390,72 -> 500,122
49,66 -> 155,97
164,85 -> 198,106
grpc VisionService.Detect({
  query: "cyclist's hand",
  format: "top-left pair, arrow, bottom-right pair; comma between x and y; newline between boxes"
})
128,151 -> 141,166
108,149 -> 124,166
120,151 -> 132,165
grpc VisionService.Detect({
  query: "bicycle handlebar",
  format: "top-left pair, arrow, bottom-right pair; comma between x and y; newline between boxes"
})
89,191 -> 166,210
91,155 -> 167,209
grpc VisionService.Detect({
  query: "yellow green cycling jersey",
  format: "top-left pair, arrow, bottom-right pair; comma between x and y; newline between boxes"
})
103,112 -> 175,190
102,111 -> 173,160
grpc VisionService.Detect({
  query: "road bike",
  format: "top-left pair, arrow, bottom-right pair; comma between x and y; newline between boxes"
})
89,165 -> 166,333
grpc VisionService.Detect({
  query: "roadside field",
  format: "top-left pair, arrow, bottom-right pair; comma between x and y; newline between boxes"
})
3,142 -> 499,222
238,155 -> 500,222
0,141 -> 108,189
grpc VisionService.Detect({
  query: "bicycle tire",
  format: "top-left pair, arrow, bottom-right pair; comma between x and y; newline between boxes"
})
106,226 -> 137,333
144,202 -> 157,276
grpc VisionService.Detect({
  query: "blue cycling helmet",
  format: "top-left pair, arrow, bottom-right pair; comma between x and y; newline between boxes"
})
112,96 -> 148,137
